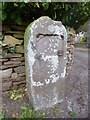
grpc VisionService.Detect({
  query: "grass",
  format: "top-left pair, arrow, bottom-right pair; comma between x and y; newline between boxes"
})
10,89 -> 24,100
0,111 -> 5,120
19,106 -> 46,119
70,111 -> 77,118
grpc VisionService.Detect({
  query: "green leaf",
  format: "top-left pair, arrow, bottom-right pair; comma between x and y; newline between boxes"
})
36,2 -> 40,8
1,11 -> 7,21
0,111 -> 4,119
2,3 -> 8,10
15,16 -> 23,25
42,3 -> 49,10
0,2 -> 2,10
70,111 -> 77,117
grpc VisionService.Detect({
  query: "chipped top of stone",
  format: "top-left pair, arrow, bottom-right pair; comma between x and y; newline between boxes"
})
25,16 -> 67,42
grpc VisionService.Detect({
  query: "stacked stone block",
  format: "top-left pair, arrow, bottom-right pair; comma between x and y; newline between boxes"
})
0,32 -> 26,92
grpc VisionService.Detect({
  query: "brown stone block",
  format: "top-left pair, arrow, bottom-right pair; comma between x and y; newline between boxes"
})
11,73 -> 18,79
2,81 -> 12,92
5,53 -> 22,58
4,61 -> 21,65
18,83 -> 26,88
13,34 -> 24,39
15,45 -> 24,53
0,58 -> 9,62
12,76 -> 26,82
3,35 -> 23,46
13,80 -> 26,86
0,62 -> 25,70
10,57 -> 25,61
14,66 -> 25,73
18,73 -> 26,77
0,68 -> 12,79
2,77 -> 13,82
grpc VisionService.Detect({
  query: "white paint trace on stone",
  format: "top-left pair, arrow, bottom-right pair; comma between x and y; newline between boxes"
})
50,73 -> 60,83
45,79 -> 50,84
64,56 -> 67,60
54,49 -> 57,52
54,46 -> 56,48
33,81 -> 44,87
55,43 -> 58,47
52,75 -> 60,83
68,100 -> 72,111
41,25 -> 44,28
48,24 -> 67,40
49,44 -> 51,47
53,87 -> 58,103
53,87 -> 63,104
44,49 -> 47,52
61,66 -> 66,78
42,55 -> 59,71
51,56 -> 59,71
48,25 -> 55,33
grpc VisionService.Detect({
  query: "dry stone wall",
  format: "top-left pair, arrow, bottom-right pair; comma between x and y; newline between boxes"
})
0,24 -> 75,93
0,30 -> 26,92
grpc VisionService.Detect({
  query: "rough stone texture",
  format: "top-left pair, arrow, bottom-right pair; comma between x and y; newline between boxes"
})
0,68 -> 12,79
12,76 -> 26,82
0,61 -> 2,66
0,58 -> 9,62
24,16 -> 68,110
12,80 -> 26,86
4,61 -> 21,65
4,53 -> 22,58
13,33 -> 24,39
14,66 -> 25,73
15,45 -> 24,53
11,73 -> 18,79
10,57 -> 25,61
18,73 -> 26,77
3,35 -> 23,46
2,81 -> 12,92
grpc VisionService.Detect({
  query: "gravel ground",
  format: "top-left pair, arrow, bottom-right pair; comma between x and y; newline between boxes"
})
2,48 -> 88,118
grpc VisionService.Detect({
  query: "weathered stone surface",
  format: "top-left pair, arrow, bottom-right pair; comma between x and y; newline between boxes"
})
0,68 -> 12,79
14,66 -> 25,73
18,83 -> 26,88
4,53 -> 22,58
0,55 -> 3,59
0,62 -> 25,70
4,61 -> 21,65
11,85 -> 19,89
11,73 -> 18,79
0,48 -> 2,55
2,77 -> 13,82
0,58 -> 9,62
5,31 -> 24,34
13,34 -> 24,39
10,57 -> 25,61
13,80 -> 26,86
3,35 -> 23,46
24,16 -> 68,110
12,76 -> 26,82
18,73 -> 26,77
0,61 -> 2,66
15,46 -> 24,53
2,81 -> 12,92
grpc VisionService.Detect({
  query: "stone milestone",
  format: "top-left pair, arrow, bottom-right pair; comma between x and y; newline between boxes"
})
24,16 -> 68,110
